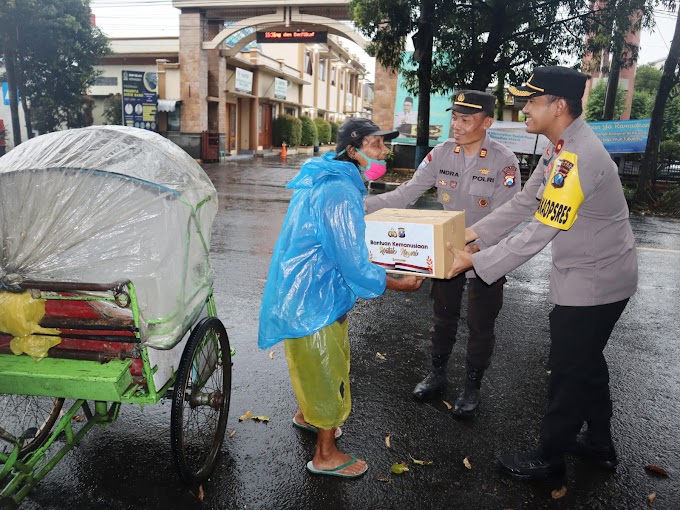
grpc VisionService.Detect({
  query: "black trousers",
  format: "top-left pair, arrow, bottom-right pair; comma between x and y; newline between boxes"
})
540,299 -> 629,457
429,273 -> 505,370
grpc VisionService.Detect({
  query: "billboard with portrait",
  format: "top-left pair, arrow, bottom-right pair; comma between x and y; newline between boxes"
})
392,52 -> 452,147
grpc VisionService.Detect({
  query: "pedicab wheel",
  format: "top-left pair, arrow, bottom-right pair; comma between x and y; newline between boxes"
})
170,317 -> 231,484
0,395 -> 64,456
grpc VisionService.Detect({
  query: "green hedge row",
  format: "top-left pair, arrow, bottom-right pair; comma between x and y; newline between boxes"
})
273,114 -> 302,147
273,115 -> 342,147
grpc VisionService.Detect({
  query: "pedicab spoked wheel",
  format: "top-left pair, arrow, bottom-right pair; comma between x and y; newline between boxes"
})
0,395 -> 64,456
171,317 -> 231,483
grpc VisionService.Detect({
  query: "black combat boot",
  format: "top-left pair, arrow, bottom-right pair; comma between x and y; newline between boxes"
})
452,365 -> 484,416
413,354 -> 449,400
569,430 -> 618,471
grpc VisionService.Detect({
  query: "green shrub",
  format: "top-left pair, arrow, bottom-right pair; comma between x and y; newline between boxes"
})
273,114 -> 302,147
300,115 -> 318,146
659,140 -> 680,162
330,121 -> 339,144
313,117 -> 332,144
385,150 -> 394,172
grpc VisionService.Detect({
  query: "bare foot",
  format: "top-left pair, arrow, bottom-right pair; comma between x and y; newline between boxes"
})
311,429 -> 367,476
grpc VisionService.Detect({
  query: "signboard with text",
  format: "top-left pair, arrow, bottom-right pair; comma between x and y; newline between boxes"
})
235,68 -> 253,94
589,119 -> 650,153
256,31 -> 327,44
122,70 -> 157,131
274,77 -> 287,100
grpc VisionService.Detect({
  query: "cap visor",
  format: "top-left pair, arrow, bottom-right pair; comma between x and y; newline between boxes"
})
508,85 -> 542,98
369,129 -> 399,140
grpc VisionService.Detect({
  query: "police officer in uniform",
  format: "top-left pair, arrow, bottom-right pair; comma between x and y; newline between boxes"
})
448,67 -> 638,478
365,90 -> 520,415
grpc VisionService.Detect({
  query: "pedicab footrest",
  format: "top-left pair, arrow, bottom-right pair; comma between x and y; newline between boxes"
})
0,354 -> 133,402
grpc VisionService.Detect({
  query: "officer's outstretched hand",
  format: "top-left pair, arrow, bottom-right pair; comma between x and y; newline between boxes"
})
446,242 -> 474,279
386,275 -> 425,292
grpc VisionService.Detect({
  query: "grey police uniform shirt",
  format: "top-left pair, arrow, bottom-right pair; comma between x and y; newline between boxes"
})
364,133 -> 520,278
471,117 -> 638,306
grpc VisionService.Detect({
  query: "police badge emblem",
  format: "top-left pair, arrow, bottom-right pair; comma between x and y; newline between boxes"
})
551,159 -> 573,188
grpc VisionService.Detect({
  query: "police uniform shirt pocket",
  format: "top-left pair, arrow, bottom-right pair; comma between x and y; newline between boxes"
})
468,167 -> 497,207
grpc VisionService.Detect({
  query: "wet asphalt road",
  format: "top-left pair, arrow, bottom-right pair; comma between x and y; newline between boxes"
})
21,155 -> 680,510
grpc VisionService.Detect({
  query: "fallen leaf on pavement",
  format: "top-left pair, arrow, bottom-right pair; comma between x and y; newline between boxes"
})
410,455 -> 433,466
385,433 -> 392,448
72,415 -> 85,422
551,486 -> 567,499
546,370 -> 552,376
228,429 -> 236,437
252,415 -> 270,422
647,492 -> 656,506
198,485 -> 205,502
645,465 -> 669,477
238,410 -> 253,422
463,457 -> 472,470
269,351 -> 275,359
443,400 -> 453,410
375,475 -> 392,483
376,352 -> 386,360
391,462 -> 410,474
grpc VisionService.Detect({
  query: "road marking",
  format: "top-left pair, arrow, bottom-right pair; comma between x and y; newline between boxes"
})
637,246 -> 680,254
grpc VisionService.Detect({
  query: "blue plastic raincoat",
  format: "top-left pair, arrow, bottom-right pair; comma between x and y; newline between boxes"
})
258,152 -> 387,349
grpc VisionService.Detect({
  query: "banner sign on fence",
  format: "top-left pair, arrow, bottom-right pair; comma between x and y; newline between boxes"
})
588,119 -> 650,153
122,70 -> 157,131
488,121 -> 549,155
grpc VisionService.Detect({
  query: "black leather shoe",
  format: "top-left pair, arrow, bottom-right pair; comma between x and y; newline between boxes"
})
452,366 -> 484,416
413,369 -> 447,400
569,433 -> 618,471
497,449 -> 566,479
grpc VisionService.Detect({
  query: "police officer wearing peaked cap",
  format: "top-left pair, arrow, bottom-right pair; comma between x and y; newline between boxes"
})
448,66 -> 638,479
365,89 -> 521,415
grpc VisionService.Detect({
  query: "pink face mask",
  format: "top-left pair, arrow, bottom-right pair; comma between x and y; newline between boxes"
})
356,149 -> 387,181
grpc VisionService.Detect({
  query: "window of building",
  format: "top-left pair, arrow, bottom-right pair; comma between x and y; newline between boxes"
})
94,76 -> 118,86
304,50 -> 314,76
331,66 -> 336,86
319,59 -> 327,82
285,107 -> 296,116
168,106 -> 181,132
349,76 -> 355,94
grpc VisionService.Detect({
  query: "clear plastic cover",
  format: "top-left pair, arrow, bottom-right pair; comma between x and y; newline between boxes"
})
0,126 -> 217,348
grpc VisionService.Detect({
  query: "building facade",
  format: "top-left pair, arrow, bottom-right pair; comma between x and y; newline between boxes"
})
87,1 -> 371,158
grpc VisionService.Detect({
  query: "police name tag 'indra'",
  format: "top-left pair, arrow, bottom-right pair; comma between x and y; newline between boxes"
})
364,209 -> 465,279
535,150 -> 584,230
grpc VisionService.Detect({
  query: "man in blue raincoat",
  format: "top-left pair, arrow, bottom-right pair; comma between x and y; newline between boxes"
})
259,118 -> 423,479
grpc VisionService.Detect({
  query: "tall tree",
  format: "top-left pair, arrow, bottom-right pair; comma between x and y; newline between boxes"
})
634,8 -> 680,206
585,80 -> 626,120
351,0 -> 594,167
0,0 -> 109,140
353,0 -> 592,95
582,0 -> 655,120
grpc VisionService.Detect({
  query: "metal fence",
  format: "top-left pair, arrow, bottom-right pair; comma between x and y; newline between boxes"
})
619,159 -> 680,182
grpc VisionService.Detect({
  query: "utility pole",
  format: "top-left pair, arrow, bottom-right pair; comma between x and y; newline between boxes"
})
413,0 -> 434,168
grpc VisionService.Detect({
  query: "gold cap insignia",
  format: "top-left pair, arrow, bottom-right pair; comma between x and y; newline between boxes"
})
457,93 -> 465,101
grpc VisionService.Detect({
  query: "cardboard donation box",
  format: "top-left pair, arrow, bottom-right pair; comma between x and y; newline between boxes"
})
364,208 -> 466,279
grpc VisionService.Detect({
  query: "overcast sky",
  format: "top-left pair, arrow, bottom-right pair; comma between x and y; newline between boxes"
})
90,0 -> 678,79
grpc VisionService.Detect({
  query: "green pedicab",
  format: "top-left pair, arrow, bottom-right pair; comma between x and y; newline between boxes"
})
0,126 -> 232,508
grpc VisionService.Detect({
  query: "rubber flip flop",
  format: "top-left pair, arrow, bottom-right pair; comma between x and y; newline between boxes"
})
306,455 -> 368,478
292,418 -> 343,439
